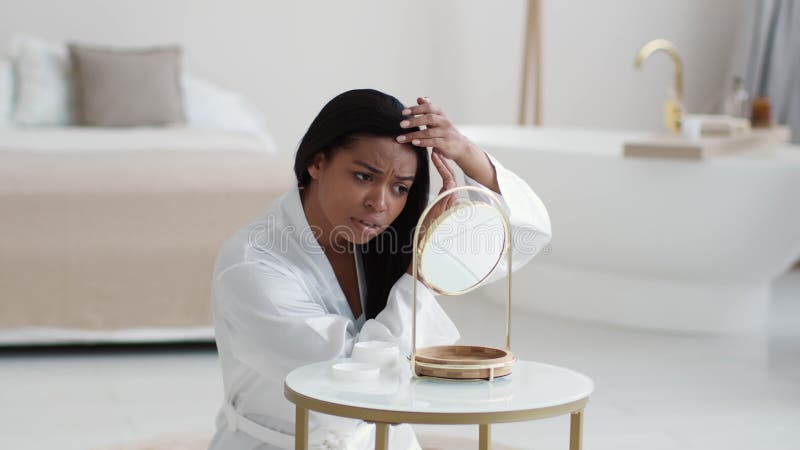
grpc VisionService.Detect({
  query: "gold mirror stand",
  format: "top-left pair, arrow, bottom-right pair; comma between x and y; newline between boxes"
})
410,185 -> 513,380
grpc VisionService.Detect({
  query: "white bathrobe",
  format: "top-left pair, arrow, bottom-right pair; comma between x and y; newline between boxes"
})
208,152 -> 551,450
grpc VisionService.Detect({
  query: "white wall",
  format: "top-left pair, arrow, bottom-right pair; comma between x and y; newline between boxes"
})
541,0 -> 752,132
0,0 -> 751,152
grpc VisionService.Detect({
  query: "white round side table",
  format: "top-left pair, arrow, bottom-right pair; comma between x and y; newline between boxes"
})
285,359 -> 594,450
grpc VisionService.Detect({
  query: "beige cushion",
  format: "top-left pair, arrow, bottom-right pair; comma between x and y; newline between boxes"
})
68,43 -> 185,126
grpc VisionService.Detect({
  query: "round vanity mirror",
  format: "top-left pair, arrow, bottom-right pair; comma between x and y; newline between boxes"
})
418,201 -> 507,295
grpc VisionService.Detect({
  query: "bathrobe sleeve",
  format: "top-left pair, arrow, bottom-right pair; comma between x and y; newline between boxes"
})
461,150 -> 552,285
213,257 -> 459,377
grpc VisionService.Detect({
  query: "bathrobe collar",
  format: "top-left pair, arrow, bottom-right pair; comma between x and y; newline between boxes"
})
278,184 -> 366,324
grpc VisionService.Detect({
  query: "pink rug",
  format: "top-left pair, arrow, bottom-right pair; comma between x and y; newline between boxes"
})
88,433 -> 210,450
417,433 -> 523,450
90,431 -> 523,450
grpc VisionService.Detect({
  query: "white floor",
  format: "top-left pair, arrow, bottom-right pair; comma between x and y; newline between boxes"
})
1,270 -> 798,450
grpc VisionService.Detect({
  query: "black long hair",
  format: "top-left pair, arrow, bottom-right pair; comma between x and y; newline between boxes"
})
294,89 -> 430,319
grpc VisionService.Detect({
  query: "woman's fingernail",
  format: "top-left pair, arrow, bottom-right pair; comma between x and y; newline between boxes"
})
412,139 -> 420,145
402,109 -> 411,115
400,120 -> 410,128
396,135 -> 406,142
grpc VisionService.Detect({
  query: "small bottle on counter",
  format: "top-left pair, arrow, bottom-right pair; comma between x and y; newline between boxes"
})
723,76 -> 750,119
751,96 -> 772,128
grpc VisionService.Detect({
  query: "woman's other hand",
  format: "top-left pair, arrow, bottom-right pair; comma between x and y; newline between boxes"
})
405,151 -> 457,276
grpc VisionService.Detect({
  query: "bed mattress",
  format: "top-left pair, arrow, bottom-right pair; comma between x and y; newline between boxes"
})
0,127 -> 294,344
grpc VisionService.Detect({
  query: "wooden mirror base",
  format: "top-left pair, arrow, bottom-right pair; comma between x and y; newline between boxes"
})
414,345 -> 515,380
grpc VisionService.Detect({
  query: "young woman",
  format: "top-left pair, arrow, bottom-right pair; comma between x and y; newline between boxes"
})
209,89 -> 551,450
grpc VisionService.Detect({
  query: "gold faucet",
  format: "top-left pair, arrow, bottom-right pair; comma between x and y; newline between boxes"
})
634,39 -> 685,133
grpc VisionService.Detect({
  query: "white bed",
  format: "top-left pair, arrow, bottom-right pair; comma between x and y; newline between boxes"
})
0,127 -> 294,345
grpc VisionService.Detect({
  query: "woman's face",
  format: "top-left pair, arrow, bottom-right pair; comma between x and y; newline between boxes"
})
306,135 -> 418,246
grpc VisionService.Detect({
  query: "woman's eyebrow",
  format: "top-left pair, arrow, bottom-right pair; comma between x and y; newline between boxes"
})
353,160 -> 415,181
353,160 -> 383,174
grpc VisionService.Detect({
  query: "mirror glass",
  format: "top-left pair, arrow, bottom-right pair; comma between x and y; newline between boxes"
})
418,200 -> 507,294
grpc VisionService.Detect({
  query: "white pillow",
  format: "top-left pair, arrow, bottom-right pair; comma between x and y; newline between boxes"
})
0,57 -> 13,127
181,74 -> 278,154
10,35 -> 74,126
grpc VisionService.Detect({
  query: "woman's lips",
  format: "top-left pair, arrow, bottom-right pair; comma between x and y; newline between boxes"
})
351,217 -> 381,234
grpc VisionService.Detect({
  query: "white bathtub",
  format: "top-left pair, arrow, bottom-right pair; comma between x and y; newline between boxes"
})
461,125 -> 800,334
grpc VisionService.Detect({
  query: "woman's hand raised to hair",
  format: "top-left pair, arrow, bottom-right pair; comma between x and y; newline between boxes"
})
397,97 -> 500,193
396,97 -> 471,162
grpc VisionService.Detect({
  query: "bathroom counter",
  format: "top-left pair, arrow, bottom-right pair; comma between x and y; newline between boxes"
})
460,125 -> 800,162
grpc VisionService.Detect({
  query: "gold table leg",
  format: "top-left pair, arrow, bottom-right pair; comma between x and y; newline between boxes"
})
479,423 -> 491,450
569,410 -> 583,450
295,406 -> 308,450
375,423 -> 389,450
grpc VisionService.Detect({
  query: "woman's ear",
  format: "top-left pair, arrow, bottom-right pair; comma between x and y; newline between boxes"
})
307,153 -> 326,181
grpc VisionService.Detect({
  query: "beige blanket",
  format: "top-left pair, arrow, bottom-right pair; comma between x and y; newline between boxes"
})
0,128 -> 293,339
